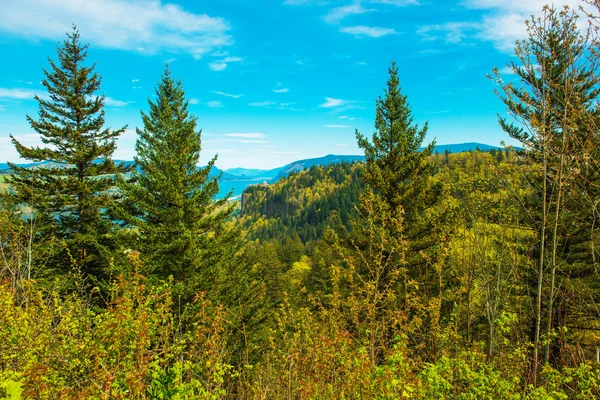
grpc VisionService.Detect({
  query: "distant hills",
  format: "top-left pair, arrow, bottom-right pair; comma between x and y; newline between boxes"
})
221,142 -> 502,182
1,142 -> 504,198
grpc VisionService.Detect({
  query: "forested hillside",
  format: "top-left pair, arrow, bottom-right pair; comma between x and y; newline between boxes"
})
2,4 -> 600,399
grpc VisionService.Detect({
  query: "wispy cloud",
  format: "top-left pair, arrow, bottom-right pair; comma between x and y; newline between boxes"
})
239,139 -> 270,144
0,87 -> 128,106
320,97 -> 350,108
0,0 -> 233,59
273,88 -> 289,93
214,91 -> 243,98
417,22 -> 478,44
225,133 -> 265,138
207,101 -> 223,108
209,56 -> 243,71
131,78 -> 140,83
104,96 -> 129,107
370,0 -> 419,5
336,143 -> 349,147
0,105 -> 5,112
498,66 -> 517,75
340,25 -> 398,38
323,3 -> 374,25
0,87 -> 46,100
189,98 -> 200,105
325,124 -> 351,128
420,0 -> 588,52
249,101 -> 276,107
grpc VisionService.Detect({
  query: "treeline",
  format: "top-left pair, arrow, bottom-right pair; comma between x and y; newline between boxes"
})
2,4 -> 600,399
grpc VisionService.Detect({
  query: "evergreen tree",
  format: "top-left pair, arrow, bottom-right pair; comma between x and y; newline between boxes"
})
355,61 -> 444,270
1,27 -> 131,281
117,66 -> 236,301
493,5 -> 600,374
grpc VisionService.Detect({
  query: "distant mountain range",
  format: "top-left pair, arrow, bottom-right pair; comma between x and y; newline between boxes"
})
1,142 -> 504,197
221,142 -> 502,181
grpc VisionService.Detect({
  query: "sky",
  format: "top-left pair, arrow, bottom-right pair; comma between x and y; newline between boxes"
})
0,0 -> 589,169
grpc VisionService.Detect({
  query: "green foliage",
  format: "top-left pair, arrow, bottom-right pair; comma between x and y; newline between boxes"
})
0,27 -> 132,283
240,161 -> 363,242
0,254 -> 234,399
3,14 -> 600,398
116,66 -> 237,302
356,61 -> 444,264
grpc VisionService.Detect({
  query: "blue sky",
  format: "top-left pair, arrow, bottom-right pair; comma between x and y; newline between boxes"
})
0,0 -> 585,169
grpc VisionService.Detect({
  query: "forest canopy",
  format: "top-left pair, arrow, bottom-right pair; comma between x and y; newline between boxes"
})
2,3 -> 600,399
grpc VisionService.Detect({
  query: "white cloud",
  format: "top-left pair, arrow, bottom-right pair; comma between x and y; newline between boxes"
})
104,96 -> 128,107
207,100 -> 223,108
339,115 -> 348,119
273,88 -> 289,93
417,22 -> 478,44
249,101 -> 276,107
0,0 -> 233,59
320,97 -> 350,108
213,91 -> 243,98
370,0 -> 419,5
189,98 -> 200,104
239,140 -> 270,144
420,0 -> 591,52
462,0 -> 581,13
209,56 -> 243,71
131,78 -> 140,83
325,124 -> 351,128
0,87 -> 46,100
336,143 -> 349,147
323,3 -> 374,24
498,66 -> 516,75
340,25 -> 398,37
225,133 -> 265,138
0,88 -> 127,106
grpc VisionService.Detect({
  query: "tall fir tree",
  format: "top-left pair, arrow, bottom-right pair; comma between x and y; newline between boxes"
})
117,66 -> 237,302
355,61 -> 444,271
351,62 -> 447,361
1,26 -> 131,282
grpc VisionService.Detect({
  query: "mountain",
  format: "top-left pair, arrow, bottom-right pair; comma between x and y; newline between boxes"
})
275,154 -> 365,181
271,143 -> 502,181
432,142 -> 500,153
0,143 -> 504,198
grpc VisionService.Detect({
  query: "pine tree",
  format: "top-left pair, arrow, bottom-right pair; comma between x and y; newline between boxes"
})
356,61 -> 444,270
350,62 -> 446,361
2,26 -> 131,281
117,66 -> 237,301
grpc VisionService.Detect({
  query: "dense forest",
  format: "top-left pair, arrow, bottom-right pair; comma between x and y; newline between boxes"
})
2,3 -> 600,399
